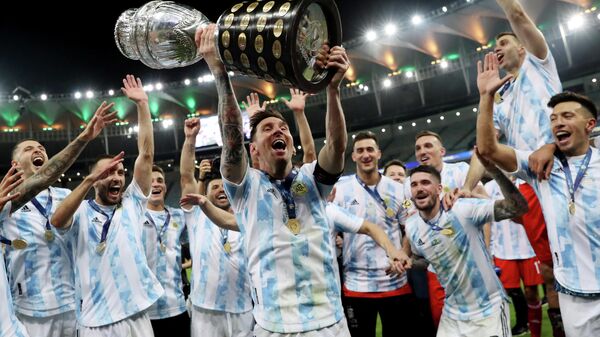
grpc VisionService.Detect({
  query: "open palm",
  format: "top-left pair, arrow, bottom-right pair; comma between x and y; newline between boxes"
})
121,74 -> 148,103
80,101 -> 118,141
477,52 -> 513,96
282,88 -> 308,112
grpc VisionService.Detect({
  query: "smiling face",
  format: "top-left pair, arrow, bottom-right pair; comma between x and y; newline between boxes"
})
12,140 -> 48,178
207,179 -> 230,210
149,171 -> 167,206
415,135 -> 445,171
93,159 -> 126,206
384,164 -> 406,183
250,116 -> 294,176
495,34 -> 525,73
410,171 -> 442,213
352,138 -> 382,175
550,101 -> 596,156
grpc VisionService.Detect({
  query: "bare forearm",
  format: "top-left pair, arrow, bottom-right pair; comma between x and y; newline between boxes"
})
200,202 -> 239,231
213,66 -> 248,183
51,178 -> 93,229
490,169 -> 528,220
12,136 -> 89,211
359,222 -> 396,256
317,87 -> 347,173
496,0 -> 546,58
293,110 -> 317,163
476,95 -> 498,158
464,155 -> 486,191
134,101 -> 154,194
180,136 -> 198,196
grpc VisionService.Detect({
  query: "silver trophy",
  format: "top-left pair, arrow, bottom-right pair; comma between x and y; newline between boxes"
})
114,0 -> 342,93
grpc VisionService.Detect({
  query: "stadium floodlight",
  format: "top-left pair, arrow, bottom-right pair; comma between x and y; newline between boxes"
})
398,125 -> 403,130
383,78 -> 392,88
412,122 -> 416,127
74,91 -> 82,99
12,95 -> 19,101
427,119 -> 431,124
381,128 -> 386,133
384,23 -> 397,36
567,14 -> 584,31
197,77 -> 204,83
184,79 -> 191,86
365,30 -> 377,41
162,119 -> 173,129
40,94 -> 48,101
456,112 -> 461,116
85,90 -> 94,99
144,84 -> 155,92
155,83 -> 163,90
108,89 -> 115,96
442,6 -> 448,13
440,60 -> 449,69
405,71 -> 414,78
411,15 -> 423,25
363,85 -> 369,92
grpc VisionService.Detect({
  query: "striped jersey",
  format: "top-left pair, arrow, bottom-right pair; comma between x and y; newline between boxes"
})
62,180 -> 164,327
0,187 -> 75,317
333,175 -> 407,292
406,199 -> 506,321
141,207 -> 187,319
403,161 -> 471,200
183,206 -> 251,314
493,50 -> 561,151
223,162 -> 343,333
514,149 -> 600,294
485,180 -> 535,260
326,203 -> 364,287
1,202 -> 29,337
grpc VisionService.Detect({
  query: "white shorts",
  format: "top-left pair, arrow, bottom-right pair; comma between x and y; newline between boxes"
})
79,312 -> 153,337
253,318 -> 350,337
558,292 -> 600,337
191,305 -> 253,337
17,310 -> 76,337
437,301 -> 510,337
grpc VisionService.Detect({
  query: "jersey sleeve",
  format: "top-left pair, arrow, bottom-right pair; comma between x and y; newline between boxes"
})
510,149 -> 537,185
222,163 -> 255,213
453,199 -> 495,228
326,203 -> 363,234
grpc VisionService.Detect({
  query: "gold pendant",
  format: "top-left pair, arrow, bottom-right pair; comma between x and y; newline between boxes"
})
441,228 -> 454,236
223,241 -> 232,254
386,207 -> 395,218
44,229 -> 54,242
160,243 -> 167,253
96,241 -> 107,255
287,218 -> 301,235
402,199 -> 412,209
569,201 -> 576,215
12,238 -> 28,250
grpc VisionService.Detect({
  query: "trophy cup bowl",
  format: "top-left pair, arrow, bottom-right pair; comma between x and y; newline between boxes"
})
115,0 -> 342,93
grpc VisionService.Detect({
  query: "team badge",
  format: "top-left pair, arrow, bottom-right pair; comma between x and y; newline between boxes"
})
291,181 -> 308,196
402,199 -> 412,209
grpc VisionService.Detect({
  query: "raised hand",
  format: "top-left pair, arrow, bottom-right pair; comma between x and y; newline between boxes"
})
477,52 -> 513,97
121,74 -> 148,104
326,46 -> 350,89
79,101 -> 118,141
0,164 -> 24,211
184,118 -> 201,138
198,159 -> 212,181
87,152 -> 125,182
242,92 -> 267,118
281,88 -> 308,113
195,24 -> 221,70
180,193 -> 208,207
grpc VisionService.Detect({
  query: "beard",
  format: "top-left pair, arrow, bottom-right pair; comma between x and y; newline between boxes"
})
413,194 -> 437,212
95,184 -> 122,206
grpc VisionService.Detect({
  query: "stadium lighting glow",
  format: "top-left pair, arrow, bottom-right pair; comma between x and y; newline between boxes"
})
76,172 -> 80,176
411,122 -> 416,127
383,78 -> 392,88
456,112 -> 461,116
323,139 -> 327,144
74,92 -> 82,99
162,119 -> 173,129
597,13 -> 600,20
384,23 -> 397,36
442,6 -> 448,13
365,30 -> 377,41
363,85 -> 369,92
155,83 -> 163,90
472,107 -> 478,112
427,119 -> 431,124
85,90 -> 94,99
144,84 -> 155,92
108,89 -> 115,96
398,125 -> 403,130
228,71 -> 235,76
440,116 -> 445,120
297,145 -> 302,150
197,77 -> 204,83
440,60 -> 449,69
184,79 -> 191,86
203,74 -> 214,82
405,71 -> 414,78
411,15 -> 423,25
593,78 -> 597,83
40,94 -> 47,101
358,84 -> 364,90
381,128 -> 386,133
12,95 -> 20,101
567,14 -> 584,31
352,134 -> 356,139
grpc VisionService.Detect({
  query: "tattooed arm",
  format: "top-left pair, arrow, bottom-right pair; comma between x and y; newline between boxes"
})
11,102 -> 117,212
196,24 -> 247,184
180,118 -> 200,203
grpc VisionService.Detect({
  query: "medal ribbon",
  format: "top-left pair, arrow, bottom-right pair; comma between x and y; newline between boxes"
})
355,175 -> 389,213
556,148 -> 592,206
269,169 -> 299,221
87,200 -> 118,245
0,235 -> 12,246
425,203 -> 446,231
220,228 -> 229,245
145,208 -> 171,247
30,188 -> 52,231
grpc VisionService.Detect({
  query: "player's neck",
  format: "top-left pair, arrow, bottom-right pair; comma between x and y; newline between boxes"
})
434,162 -> 444,173
419,200 -> 441,221
147,201 -> 165,212
267,160 -> 293,180
357,169 -> 380,185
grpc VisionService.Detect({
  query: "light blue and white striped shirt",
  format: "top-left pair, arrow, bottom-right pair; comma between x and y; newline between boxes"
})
183,206 -> 251,314
0,187 -> 76,317
141,207 -> 187,320
1,201 -> 29,337
514,149 -> 600,294
485,180 -> 535,260
406,199 -> 507,321
62,180 -> 164,327
333,175 -> 408,292
403,161 -> 472,200
326,203 -> 364,287
223,162 -> 343,333
493,50 -> 561,151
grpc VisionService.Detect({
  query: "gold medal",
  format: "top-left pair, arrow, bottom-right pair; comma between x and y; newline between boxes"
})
441,228 -> 454,236
402,199 -> 412,209
44,229 -> 54,242
569,201 -> 576,215
12,239 -> 28,250
287,218 -> 301,235
223,241 -> 232,254
160,243 -> 167,253
386,207 -> 395,218
96,241 -> 107,255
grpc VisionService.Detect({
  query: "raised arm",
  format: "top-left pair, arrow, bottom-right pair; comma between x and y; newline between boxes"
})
51,152 -> 124,229
496,0 -> 547,59
122,75 -> 153,195
180,193 -> 239,231
180,118 -> 200,198
196,24 -> 247,183
358,220 -> 411,274
317,46 -> 349,174
476,53 -> 518,172
11,102 -> 117,212
281,89 -> 316,163
197,160 -> 211,196
0,165 -> 24,211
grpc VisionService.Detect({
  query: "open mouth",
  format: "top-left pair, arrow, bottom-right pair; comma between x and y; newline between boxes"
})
108,185 -> 121,198
420,155 -> 430,163
32,156 -> 45,167
555,131 -> 571,144
272,139 -> 287,151
497,53 -> 504,64
151,189 -> 162,195
415,193 -> 429,201
217,193 -> 227,201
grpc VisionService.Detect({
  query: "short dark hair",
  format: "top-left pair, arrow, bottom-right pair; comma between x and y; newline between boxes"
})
383,159 -> 406,175
548,91 -> 598,119
249,109 -> 288,141
89,154 -> 116,173
415,130 -> 443,144
205,170 -> 223,187
496,32 -> 518,41
409,165 -> 441,183
152,165 -> 165,177
352,131 -> 379,148
11,138 -> 41,160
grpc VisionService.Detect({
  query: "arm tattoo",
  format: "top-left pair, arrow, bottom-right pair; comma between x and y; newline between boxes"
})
11,138 -> 88,212
491,170 -> 528,221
